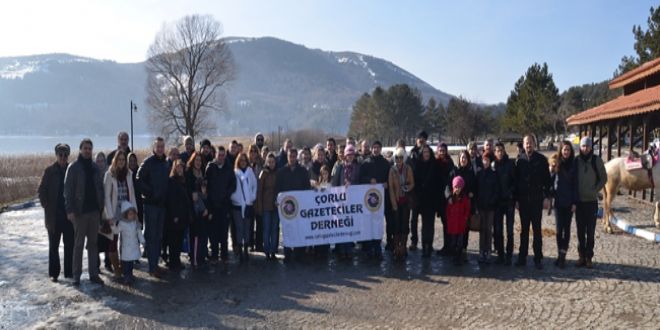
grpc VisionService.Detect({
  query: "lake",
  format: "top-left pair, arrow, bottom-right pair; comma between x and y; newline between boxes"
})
0,135 -> 155,155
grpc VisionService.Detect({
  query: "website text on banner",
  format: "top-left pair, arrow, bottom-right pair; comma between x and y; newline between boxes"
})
277,184 -> 385,248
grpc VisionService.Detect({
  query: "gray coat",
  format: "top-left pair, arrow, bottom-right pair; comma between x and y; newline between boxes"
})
64,158 -> 105,216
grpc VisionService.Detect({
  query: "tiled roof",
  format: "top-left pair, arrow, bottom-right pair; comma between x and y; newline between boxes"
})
609,57 -> 660,89
566,84 -> 660,126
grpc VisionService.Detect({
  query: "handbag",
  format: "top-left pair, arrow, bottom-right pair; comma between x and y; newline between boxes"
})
468,213 -> 480,232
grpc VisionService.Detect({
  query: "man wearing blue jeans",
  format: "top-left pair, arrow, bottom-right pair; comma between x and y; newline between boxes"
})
137,137 -> 170,278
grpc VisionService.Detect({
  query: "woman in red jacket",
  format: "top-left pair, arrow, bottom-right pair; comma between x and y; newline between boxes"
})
446,176 -> 471,265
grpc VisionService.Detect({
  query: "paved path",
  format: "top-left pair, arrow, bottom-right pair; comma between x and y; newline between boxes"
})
1,198 -> 659,329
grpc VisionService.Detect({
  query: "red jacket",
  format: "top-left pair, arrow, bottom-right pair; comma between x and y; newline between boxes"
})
446,195 -> 471,235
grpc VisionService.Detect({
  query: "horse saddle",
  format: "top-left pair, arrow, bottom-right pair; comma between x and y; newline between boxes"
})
625,153 -> 653,171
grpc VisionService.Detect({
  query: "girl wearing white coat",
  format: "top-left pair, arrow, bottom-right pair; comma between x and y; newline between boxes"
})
230,153 -> 257,262
103,150 -> 137,278
118,201 -> 144,285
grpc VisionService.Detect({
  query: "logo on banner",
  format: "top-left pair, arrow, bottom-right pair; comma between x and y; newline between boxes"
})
280,195 -> 299,220
364,188 -> 383,213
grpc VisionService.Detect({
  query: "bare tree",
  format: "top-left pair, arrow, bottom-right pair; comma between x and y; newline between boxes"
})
146,14 -> 235,141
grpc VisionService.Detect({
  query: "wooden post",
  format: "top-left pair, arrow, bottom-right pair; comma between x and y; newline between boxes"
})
617,124 -> 622,157
630,122 -> 636,197
642,121 -> 649,200
607,124 -> 613,161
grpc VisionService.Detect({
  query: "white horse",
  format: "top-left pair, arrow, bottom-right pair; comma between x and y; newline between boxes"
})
602,148 -> 660,233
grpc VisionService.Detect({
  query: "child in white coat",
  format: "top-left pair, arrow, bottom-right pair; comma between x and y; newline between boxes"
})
118,201 -> 144,284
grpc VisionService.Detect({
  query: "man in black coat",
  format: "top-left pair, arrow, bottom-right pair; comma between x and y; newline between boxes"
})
514,134 -> 552,269
136,137 -> 170,277
39,143 -> 74,282
407,130 -> 428,251
64,139 -> 105,286
276,148 -> 311,262
205,146 -> 237,262
106,131 -> 131,166
359,141 -> 391,258
494,142 -> 516,265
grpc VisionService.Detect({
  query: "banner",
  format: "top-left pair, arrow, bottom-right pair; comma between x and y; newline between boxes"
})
277,184 -> 385,248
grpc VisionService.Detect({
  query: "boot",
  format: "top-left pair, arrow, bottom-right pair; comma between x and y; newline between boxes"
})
558,252 -> 566,269
576,253 -> 586,267
243,245 -> 250,261
109,252 -> 122,278
585,257 -> 593,269
421,244 -> 431,258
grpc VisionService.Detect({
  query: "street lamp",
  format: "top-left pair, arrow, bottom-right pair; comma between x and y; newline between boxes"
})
130,100 -> 138,151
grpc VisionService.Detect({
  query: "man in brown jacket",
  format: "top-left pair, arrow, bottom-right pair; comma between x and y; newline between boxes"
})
39,143 -> 74,282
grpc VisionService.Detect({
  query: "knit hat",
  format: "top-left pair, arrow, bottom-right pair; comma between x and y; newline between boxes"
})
55,143 -> 70,155
417,130 -> 428,140
200,139 -> 212,149
452,176 -> 465,189
344,145 -> 356,156
580,137 -> 592,147
120,201 -> 136,217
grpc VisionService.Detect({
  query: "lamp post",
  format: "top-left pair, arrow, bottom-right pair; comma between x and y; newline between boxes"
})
130,100 -> 138,151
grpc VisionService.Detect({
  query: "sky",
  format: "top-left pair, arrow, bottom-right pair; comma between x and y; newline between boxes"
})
0,0 -> 655,103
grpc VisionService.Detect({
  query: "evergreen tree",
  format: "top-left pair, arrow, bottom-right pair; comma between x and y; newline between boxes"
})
616,6 -> 660,75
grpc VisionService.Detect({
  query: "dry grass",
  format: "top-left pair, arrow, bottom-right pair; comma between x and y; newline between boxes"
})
0,154 -> 53,207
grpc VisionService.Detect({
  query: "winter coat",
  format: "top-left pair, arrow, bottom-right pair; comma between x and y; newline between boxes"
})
103,169 -> 137,221
38,162 -> 67,230
514,151 -> 552,204
476,167 -> 500,211
106,147 -> 131,167
118,219 -> 144,261
166,177 -> 192,231
331,160 -> 361,186
494,155 -> 515,205
64,156 -> 104,216
256,167 -> 278,215
276,149 -> 288,169
230,167 -> 258,218
275,163 -> 311,194
388,163 -> 415,211
205,161 -> 237,209
575,153 -> 607,203
414,158 -> 441,210
446,195 -> 471,234
136,154 -> 170,207
360,155 -> 391,185
551,159 -> 579,208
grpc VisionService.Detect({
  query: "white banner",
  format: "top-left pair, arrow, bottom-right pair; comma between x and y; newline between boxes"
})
277,184 -> 385,248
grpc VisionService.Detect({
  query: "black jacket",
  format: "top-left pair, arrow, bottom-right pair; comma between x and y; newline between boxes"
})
205,161 -> 236,209
360,155 -> 391,184
414,158 -> 441,210
276,149 -> 288,170
107,146 -> 131,167
514,151 -> 552,204
136,154 -> 170,207
166,177 -> 192,231
551,160 -> 578,209
494,155 -> 515,204
38,162 -> 67,230
476,167 -> 500,211
276,163 -> 311,194
64,156 -> 104,216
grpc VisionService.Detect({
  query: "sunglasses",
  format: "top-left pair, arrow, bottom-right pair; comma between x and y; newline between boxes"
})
57,153 -> 69,157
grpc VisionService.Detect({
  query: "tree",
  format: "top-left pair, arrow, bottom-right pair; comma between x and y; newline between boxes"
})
502,63 -> 560,135
146,14 -> 235,141
445,96 -> 485,145
423,97 -> 446,142
616,6 -> 660,76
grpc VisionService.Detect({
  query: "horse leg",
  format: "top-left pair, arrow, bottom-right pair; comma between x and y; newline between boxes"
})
603,185 -> 613,234
655,201 -> 660,229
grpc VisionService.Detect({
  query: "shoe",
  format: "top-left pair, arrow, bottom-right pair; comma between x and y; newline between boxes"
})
585,258 -> 593,269
515,258 -> 527,267
534,260 -> 543,270
576,257 -> 586,267
462,250 -> 468,263
557,253 -> 566,269
149,271 -> 161,279
409,244 -> 418,251
90,276 -> 105,285
73,280 -> 81,286
49,276 -> 58,283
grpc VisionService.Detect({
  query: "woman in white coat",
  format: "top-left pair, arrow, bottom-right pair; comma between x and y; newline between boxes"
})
103,150 -> 137,278
231,153 -> 257,262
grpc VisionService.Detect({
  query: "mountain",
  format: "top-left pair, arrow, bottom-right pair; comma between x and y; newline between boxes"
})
0,37 -> 453,136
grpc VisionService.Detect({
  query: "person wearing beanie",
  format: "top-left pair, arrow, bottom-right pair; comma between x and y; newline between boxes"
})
117,201 -> 144,285
476,152 -> 500,265
446,176 -> 471,265
574,136 -> 606,268
388,147 -> 415,261
39,143 -> 74,282
254,133 -> 265,151
448,150 -> 477,262
330,144 -> 361,259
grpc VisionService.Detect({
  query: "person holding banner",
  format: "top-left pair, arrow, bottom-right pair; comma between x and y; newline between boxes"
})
275,148 -> 312,263
388,147 -> 415,260
331,145 -> 361,260
413,145 -> 441,258
360,141 -> 390,259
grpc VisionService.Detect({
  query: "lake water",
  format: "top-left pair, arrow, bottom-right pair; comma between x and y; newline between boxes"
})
0,135 -> 155,155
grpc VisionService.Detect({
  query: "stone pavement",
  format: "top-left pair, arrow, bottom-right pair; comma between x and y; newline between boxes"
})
1,198 -> 659,329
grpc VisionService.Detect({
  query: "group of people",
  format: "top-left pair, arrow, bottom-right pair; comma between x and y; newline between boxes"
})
38,129 -> 606,286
